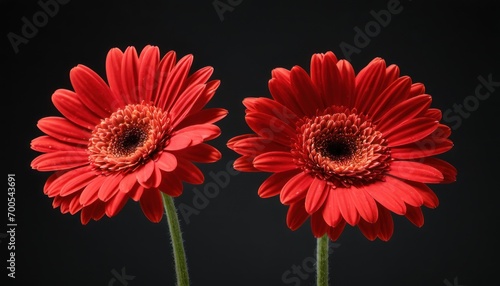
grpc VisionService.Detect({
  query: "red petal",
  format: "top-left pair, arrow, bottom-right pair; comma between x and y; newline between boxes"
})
305,178 -> 328,214
271,67 -> 290,82
286,200 -> 309,231
137,45 -> 160,102
69,65 -> 116,118
311,211 -> 329,238
376,205 -> 394,241
268,70 -> 305,117
336,60 -> 356,107
158,172 -> 183,197
165,134 -> 192,151
405,205 -> 424,227
367,76 -> 411,122
128,184 -> 145,201
310,53 -> 326,101
80,207 -> 93,225
174,158 -> 204,184
105,191 -> 129,218
384,118 -> 439,147
80,201 -> 105,225
358,218 -> 379,241
105,47 -> 126,107
233,156 -> 259,172
280,172 -> 314,205
409,83 -> 425,98
120,46 -> 140,104
170,84 -> 206,128
186,66 -> 214,88
175,108 -> 228,129
419,157 -> 457,183
389,161 -> 444,183
151,50 -> 176,105
136,161 -> 154,185
432,124 -> 452,140
31,150 -> 89,171
227,134 -> 256,150
258,169 -> 300,198
43,167 -> 89,197
37,117 -> 90,145
188,80 -> 221,115
60,170 -> 96,197
242,97 -> 298,127
68,194 -> 83,215
137,161 -> 162,189
320,52 -> 343,107
383,176 -> 424,207
404,181 -> 439,208
376,94 -> 432,132
231,136 -> 288,156
322,187 -> 342,227
336,188 -> 359,226
158,54 -> 193,111
391,139 -> 453,159
173,144 -> 221,163
119,172 -> 138,193
155,151 -> 178,172
91,202 -> 106,221
98,174 -> 122,202
354,58 -> 386,114
253,151 -> 297,172
290,65 -> 323,114
171,123 -> 221,146
363,180 -> 406,215
381,64 -> 400,89
43,171 -> 63,197
327,220 -> 346,241
351,185 -> 378,223
31,136 -> 82,153
423,108 -> 442,120
80,175 -> 107,206
51,89 -> 100,129
245,112 -> 296,146
139,189 -> 164,223
51,196 -> 65,208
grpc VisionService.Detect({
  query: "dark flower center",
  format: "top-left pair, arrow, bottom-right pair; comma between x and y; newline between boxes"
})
88,103 -> 171,173
320,136 -> 356,162
113,125 -> 149,157
291,106 -> 391,188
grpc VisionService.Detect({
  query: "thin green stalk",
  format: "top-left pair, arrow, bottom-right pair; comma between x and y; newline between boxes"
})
316,235 -> 329,286
162,193 -> 189,286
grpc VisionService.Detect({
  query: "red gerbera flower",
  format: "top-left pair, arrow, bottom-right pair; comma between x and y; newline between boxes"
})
31,45 -> 227,224
227,51 -> 456,241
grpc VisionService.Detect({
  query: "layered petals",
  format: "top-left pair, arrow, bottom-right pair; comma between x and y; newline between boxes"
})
228,50 -> 456,241
31,45 -> 226,223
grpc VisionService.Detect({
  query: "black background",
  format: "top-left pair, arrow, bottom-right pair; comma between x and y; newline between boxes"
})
2,0 -> 500,285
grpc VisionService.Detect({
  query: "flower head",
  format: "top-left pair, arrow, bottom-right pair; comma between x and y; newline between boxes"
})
227,52 -> 456,241
31,45 -> 227,224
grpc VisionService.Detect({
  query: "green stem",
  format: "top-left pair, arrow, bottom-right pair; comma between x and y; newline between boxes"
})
162,193 -> 190,286
316,235 -> 329,286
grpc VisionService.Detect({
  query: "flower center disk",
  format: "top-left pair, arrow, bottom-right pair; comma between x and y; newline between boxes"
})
88,103 -> 171,173
291,107 -> 391,188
